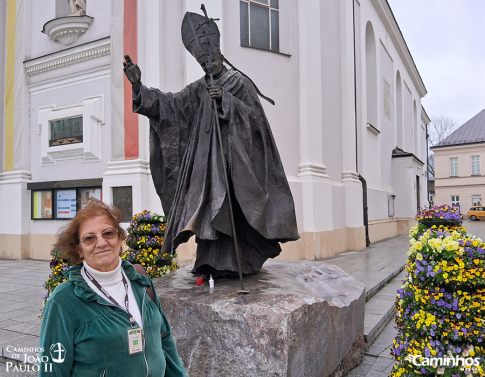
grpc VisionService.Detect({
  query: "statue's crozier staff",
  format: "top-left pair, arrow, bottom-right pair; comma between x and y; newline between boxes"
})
188,4 -> 245,291
123,5 -> 300,284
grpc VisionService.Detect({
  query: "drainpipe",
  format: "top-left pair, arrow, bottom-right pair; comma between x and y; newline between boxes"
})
353,0 -> 370,247
359,175 -> 371,247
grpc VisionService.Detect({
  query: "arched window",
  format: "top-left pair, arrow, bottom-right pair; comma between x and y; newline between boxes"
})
396,71 -> 403,147
413,100 -> 418,155
365,22 -> 377,131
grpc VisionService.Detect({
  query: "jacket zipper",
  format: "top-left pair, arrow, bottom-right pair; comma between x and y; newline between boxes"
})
141,287 -> 149,377
96,299 -> 149,376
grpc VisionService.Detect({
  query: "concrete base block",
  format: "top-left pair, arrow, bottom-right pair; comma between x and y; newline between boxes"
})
154,260 -> 366,377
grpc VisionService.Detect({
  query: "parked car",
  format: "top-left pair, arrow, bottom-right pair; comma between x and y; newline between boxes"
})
468,206 -> 485,221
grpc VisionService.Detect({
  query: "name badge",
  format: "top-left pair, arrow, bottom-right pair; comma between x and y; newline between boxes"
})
128,328 -> 143,355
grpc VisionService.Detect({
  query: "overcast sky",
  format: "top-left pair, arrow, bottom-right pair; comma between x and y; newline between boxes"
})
386,0 -> 485,128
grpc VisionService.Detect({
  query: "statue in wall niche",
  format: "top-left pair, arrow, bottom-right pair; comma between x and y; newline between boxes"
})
123,7 -> 299,280
68,0 -> 86,16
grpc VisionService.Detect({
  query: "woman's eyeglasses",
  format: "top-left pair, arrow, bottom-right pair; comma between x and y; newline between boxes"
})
79,228 -> 119,246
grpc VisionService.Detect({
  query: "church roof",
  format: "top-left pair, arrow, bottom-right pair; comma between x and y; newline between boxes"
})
433,109 -> 485,148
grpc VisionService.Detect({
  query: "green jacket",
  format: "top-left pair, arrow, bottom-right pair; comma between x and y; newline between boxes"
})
39,260 -> 186,377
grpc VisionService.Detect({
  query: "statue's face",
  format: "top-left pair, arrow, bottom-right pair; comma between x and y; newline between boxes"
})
200,56 -> 224,77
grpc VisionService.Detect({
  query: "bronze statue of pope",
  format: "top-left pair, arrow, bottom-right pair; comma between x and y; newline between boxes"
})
123,11 -> 299,277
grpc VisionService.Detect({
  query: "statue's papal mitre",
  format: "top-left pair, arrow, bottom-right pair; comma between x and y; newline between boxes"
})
181,12 -> 221,63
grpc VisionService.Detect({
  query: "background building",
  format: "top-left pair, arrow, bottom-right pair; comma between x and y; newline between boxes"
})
431,109 -> 485,212
0,0 -> 428,263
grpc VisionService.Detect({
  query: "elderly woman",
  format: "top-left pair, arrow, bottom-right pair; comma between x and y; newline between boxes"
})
39,199 -> 186,377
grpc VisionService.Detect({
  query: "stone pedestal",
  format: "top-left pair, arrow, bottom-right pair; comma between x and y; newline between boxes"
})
153,260 -> 366,377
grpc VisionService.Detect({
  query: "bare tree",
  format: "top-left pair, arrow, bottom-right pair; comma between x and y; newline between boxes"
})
427,115 -> 457,180
428,115 -> 457,147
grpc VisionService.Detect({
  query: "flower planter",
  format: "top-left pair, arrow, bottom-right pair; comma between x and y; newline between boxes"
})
419,219 -> 462,228
391,205 -> 485,376
122,210 -> 178,278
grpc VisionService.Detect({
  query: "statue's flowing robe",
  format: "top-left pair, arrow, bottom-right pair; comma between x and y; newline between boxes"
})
133,69 -> 299,276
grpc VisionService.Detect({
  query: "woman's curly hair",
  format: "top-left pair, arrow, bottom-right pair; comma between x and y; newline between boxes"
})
54,198 -> 126,265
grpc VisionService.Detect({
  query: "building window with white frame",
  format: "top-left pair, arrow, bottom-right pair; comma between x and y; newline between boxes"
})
240,0 -> 279,52
472,195 -> 482,206
450,157 -> 458,176
471,156 -> 481,175
38,95 -> 104,166
451,195 -> 459,206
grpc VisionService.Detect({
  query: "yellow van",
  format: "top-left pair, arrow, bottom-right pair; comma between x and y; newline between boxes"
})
468,206 -> 485,221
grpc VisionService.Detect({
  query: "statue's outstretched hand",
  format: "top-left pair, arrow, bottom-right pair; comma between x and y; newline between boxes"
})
123,55 -> 141,85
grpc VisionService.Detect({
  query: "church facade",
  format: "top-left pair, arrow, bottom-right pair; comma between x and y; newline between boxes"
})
0,0 -> 429,263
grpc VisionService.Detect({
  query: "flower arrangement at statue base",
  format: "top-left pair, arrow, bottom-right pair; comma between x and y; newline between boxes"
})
391,205 -> 485,376
122,210 -> 179,278
39,245 -> 72,320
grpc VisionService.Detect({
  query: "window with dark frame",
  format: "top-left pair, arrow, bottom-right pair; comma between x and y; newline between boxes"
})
32,190 -> 54,219
31,186 -> 102,220
55,189 -> 78,219
240,0 -> 279,52
49,116 -> 83,147
78,187 -> 102,209
112,186 -> 133,223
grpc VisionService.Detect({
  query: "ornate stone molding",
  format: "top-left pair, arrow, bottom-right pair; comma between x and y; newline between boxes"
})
29,66 -> 110,95
24,37 -> 110,76
42,15 -> 94,46
38,95 -> 104,166
341,170 -> 361,183
298,163 -> 329,179
103,160 -> 151,177
0,170 -> 32,185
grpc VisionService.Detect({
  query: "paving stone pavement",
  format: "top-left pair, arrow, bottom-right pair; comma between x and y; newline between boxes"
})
0,362 -> 37,377
346,316 -> 399,377
0,259 -> 50,376
322,235 -> 409,297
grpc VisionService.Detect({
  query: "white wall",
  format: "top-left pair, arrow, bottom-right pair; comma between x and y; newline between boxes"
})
357,0 -> 427,222
27,0 -> 111,60
380,42 -> 394,190
23,1 -> 112,237
0,0 -> 430,259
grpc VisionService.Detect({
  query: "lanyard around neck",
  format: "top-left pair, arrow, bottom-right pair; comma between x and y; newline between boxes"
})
83,267 -> 137,327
